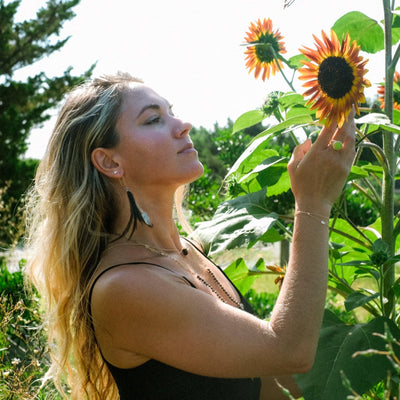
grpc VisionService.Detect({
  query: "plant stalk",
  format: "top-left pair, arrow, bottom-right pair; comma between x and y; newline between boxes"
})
382,0 -> 398,398
382,0 -> 396,319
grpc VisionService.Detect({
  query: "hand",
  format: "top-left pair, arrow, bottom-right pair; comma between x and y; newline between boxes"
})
288,107 -> 356,215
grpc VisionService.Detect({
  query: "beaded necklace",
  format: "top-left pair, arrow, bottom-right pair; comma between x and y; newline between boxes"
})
106,240 -> 244,310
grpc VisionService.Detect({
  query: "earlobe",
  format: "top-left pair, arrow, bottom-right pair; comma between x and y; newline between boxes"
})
91,147 -> 122,178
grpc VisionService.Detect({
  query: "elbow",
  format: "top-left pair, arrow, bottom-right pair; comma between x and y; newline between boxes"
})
288,356 -> 314,375
284,344 -> 316,375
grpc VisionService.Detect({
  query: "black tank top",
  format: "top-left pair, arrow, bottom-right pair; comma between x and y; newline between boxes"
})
89,249 -> 261,399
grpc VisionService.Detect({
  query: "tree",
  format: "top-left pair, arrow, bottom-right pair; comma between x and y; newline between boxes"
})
0,0 -> 95,244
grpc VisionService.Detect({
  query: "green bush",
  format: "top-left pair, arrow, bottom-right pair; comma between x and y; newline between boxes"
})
0,257 -> 57,399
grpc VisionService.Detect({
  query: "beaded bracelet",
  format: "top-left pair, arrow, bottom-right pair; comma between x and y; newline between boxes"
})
295,210 -> 330,226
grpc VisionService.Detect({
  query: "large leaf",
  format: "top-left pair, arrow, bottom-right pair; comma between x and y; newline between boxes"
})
227,114 -> 313,179
194,189 -> 279,254
344,291 -> 379,312
241,164 -> 290,197
228,140 -> 279,179
296,311 -> 400,400
232,110 -> 267,134
332,12 -> 384,54
356,113 -> 400,135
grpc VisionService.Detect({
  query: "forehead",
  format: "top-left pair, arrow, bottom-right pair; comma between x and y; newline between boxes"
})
121,84 -> 169,116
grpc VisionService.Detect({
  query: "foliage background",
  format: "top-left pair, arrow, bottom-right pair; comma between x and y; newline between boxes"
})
1,0 -> 400,399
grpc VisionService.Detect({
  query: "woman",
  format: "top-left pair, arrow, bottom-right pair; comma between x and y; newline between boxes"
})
26,72 -> 356,399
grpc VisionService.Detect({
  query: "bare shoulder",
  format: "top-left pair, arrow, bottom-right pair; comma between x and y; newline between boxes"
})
91,258 -> 193,316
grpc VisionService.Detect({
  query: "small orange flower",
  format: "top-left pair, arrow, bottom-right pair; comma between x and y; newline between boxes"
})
299,30 -> 370,127
377,71 -> 400,111
244,18 -> 286,81
266,264 -> 286,290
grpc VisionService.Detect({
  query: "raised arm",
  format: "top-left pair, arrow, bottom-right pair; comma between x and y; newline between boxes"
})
272,107 -> 356,368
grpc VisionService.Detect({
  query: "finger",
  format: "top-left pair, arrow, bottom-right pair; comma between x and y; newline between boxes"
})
313,120 -> 338,149
332,107 -> 356,145
288,139 -> 311,171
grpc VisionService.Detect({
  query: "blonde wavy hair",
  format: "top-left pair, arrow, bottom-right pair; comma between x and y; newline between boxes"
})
25,72 -> 189,399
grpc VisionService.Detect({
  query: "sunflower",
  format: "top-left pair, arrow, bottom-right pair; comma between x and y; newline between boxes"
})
377,71 -> 400,111
298,30 -> 370,127
244,18 -> 286,81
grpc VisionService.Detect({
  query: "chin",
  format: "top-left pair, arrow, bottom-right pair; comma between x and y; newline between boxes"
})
184,161 -> 204,184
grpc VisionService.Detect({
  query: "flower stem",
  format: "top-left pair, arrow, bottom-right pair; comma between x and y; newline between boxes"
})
272,48 -> 296,93
357,142 -> 391,177
382,0 -> 396,320
382,1 -> 398,397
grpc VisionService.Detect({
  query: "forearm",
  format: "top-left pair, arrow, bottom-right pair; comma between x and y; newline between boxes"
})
268,204 -> 330,368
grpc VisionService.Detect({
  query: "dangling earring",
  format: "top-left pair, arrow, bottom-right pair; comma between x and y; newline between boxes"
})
125,187 -> 153,228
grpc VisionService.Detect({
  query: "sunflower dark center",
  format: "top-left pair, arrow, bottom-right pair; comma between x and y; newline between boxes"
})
254,33 -> 280,63
318,56 -> 354,99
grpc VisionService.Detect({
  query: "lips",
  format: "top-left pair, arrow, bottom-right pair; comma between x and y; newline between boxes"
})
178,142 -> 195,154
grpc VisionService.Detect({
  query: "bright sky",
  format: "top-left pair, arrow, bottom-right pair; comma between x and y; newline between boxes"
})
15,0 -> 384,159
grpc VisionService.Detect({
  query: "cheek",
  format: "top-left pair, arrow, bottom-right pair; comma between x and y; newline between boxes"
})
126,142 -> 174,175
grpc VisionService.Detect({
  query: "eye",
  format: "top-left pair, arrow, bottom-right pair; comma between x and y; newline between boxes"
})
144,116 -> 161,125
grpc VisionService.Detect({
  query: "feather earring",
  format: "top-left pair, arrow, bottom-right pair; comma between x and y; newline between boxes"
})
126,187 -> 153,228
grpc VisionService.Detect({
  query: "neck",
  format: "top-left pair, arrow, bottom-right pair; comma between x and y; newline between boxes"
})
113,183 -> 181,248
134,222 -> 184,254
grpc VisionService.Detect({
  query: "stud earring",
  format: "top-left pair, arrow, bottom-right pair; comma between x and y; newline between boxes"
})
113,170 -> 118,175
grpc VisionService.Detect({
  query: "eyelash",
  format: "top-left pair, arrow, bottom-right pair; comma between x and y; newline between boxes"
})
145,116 -> 161,125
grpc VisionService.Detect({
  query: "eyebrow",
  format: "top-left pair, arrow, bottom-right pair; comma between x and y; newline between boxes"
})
137,100 -> 173,118
137,104 -> 161,118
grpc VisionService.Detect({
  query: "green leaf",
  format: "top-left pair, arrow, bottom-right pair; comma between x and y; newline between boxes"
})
296,311 -> 400,400
344,291 -> 379,312
392,10 -> 400,45
227,140 -> 278,178
285,105 -> 314,119
228,114 -> 313,179
265,169 -> 291,197
232,110 -> 266,134
348,165 -> 369,180
332,12 -> 384,54
356,113 -> 390,125
279,92 -> 307,109
193,189 -> 278,253
287,54 -> 308,69
356,113 -> 400,134
239,157 -> 286,184
393,109 -> 400,125
361,164 -> 384,177
224,258 -> 261,294
259,114 -> 314,136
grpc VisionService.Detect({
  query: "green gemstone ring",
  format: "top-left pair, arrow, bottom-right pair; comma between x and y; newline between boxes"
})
331,140 -> 343,151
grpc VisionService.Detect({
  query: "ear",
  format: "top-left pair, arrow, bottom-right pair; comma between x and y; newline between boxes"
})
91,147 -> 123,178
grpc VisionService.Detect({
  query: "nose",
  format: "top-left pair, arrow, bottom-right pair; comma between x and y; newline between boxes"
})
173,119 -> 192,137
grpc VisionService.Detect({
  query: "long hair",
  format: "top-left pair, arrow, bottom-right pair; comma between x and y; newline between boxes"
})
25,72 -> 144,399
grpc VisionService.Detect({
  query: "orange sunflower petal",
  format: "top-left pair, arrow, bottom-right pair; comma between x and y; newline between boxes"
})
377,70 -> 400,110
243,18 -> 286,82
299,29 -> 369,127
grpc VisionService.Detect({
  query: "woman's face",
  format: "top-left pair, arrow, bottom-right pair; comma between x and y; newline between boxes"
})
113,84 -> 204,189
